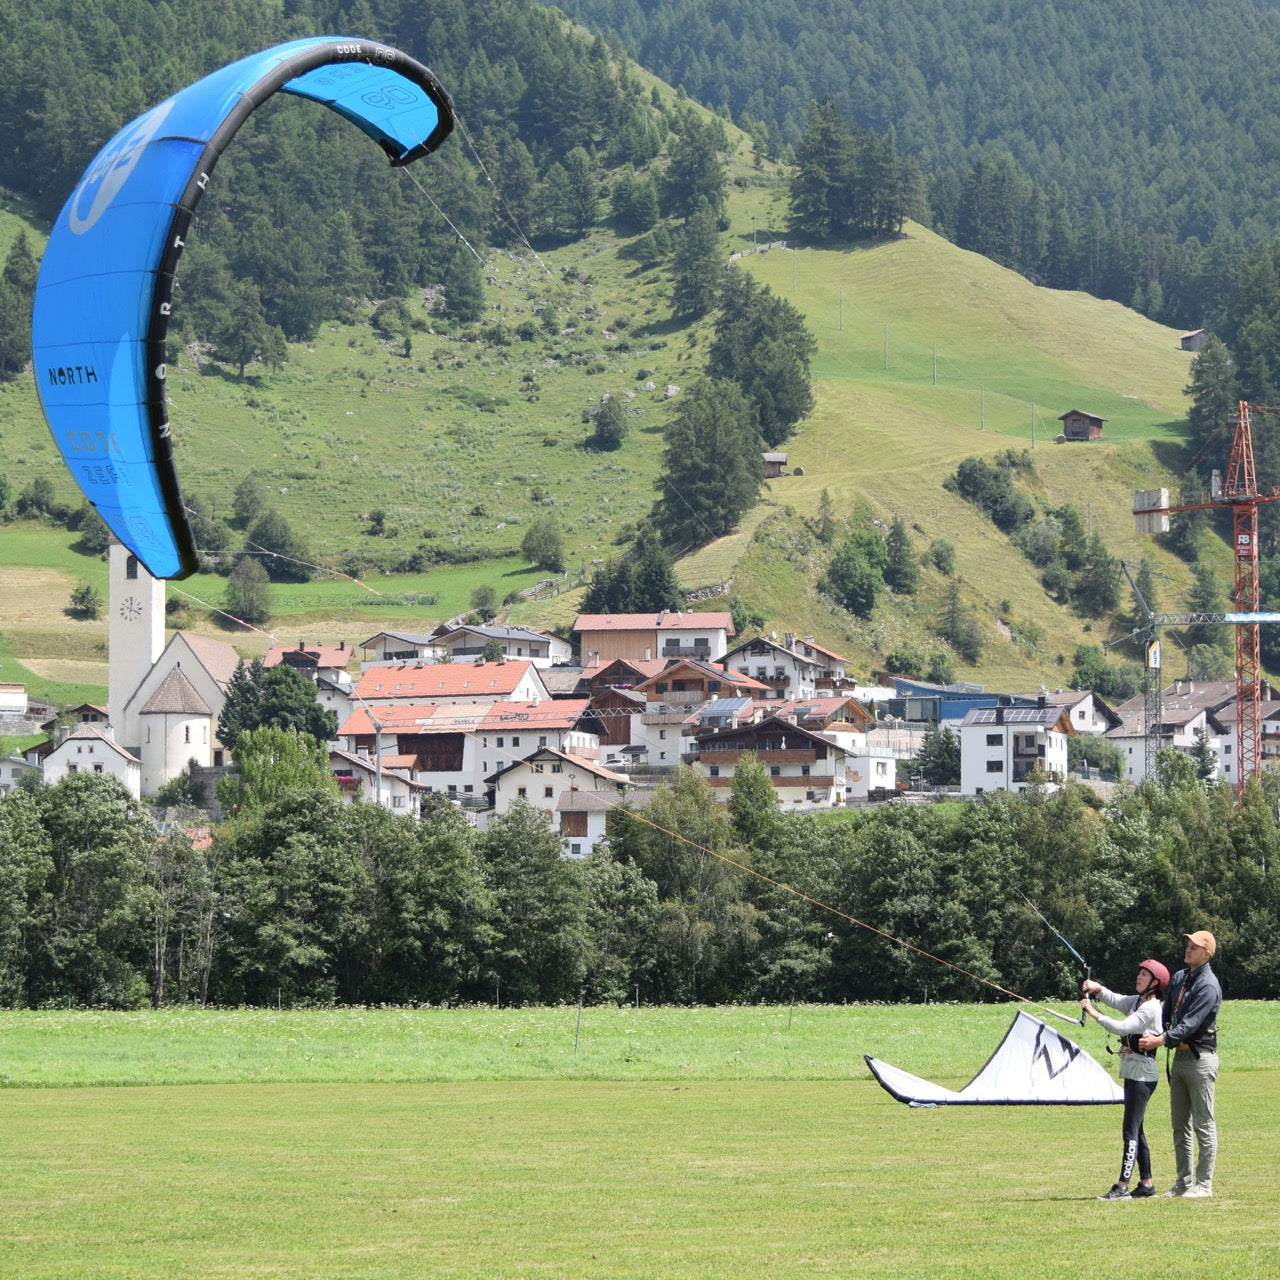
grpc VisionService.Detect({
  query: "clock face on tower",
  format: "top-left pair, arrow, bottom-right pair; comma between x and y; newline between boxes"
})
119,595 -> 142,622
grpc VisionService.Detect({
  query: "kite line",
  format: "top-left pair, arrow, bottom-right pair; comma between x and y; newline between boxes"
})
604,802 -> 1087,1027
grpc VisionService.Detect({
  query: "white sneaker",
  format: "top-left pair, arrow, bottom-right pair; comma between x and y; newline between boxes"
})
1181,1184 -> 1212,1198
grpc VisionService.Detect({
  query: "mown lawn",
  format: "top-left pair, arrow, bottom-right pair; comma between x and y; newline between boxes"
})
1,1003 -> 1275,1279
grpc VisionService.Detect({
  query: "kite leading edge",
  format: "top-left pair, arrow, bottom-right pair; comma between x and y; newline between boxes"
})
31,37 -> 455,580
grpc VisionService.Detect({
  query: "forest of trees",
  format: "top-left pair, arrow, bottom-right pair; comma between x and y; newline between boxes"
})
2,757 -> 1277,1008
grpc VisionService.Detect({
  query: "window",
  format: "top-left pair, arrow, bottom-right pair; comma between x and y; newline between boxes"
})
93,764 -> 104,774
986,760 -> 1003,773
512,736 -> 520,747
68,764 -> 78,773
659,730 -> 667,740
552,763 -> 563,774
126,555 -> 139,580
806,790 -> 815,802
497,737 -> 504,748
986,733 -> 1002,746
393,795 -> 406,808
464,785 -> 474,794
770,766 -> 781,777
539,735 -> 547,747
570,843 -> 582,857
544,786 -> 554,798
801,765 -> 810,777
517,786 -> 527,798
709,766 -> 720,777
184,725 -> 190,743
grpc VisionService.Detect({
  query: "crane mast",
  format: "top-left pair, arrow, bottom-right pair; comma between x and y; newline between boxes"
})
1133,400 -> 1280,797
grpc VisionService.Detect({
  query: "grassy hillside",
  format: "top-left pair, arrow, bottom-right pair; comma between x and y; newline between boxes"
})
0,125 -> 1215,704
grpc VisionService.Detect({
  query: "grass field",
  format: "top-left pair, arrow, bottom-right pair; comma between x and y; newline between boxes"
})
2,1003 -> 1276,1278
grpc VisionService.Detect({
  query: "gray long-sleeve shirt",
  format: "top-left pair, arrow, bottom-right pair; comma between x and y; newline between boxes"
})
1093,986 -> 1163,1082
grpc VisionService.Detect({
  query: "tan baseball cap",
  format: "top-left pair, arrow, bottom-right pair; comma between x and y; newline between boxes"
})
1184,930 -> 1217,957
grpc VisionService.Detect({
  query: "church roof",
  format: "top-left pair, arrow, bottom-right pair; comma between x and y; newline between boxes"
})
139,667 -> 212,716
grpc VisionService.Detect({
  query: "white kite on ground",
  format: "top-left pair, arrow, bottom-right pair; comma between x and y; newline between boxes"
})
865,1009 -> 1123,1106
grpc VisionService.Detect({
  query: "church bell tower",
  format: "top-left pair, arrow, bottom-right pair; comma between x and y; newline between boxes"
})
107,541 -> 166,747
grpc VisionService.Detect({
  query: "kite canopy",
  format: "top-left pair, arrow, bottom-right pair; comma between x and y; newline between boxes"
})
31,37 -> 455,580
865,1010 -> 1123,1106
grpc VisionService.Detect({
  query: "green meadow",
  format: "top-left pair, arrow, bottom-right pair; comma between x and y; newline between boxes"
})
2,1003 -> 1276,1278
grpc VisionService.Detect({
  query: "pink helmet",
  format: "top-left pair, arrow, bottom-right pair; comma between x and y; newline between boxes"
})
1139,959 -> 1170,994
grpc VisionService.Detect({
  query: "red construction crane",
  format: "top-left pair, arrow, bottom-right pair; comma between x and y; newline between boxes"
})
1133,401 -> 1280,796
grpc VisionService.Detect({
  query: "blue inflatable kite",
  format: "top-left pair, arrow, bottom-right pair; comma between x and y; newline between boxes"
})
32,37 -> 455,580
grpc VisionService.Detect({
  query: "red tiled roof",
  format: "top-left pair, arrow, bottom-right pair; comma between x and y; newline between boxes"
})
354,660 -> 534,700
477,699 -> 590,732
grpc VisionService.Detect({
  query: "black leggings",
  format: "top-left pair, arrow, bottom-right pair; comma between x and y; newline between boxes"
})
1119,1077 -> 1158,1184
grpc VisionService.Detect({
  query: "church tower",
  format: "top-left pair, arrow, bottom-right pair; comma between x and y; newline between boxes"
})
107,541 -> 166,748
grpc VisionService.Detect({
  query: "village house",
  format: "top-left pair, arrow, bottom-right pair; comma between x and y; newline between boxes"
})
1018,688 -> 1121,736
0,683 -> 28,716
337,697 -> 599,805
762,451 -> 787,478
429,623 -> 573,668
0,754 -> 42,795
694,714 -> 849,809
359,631 -> 442,666
328,747 -> 423,815
263,639 -> 354,687
957,703 -> 1073,796
485,747 -> 632,856
555,789 -> 624,859
723,634 -> 853,699
353,658 -> 550,708
574,610 -> 734,667
43,725 -> 142,798
1104,680 -> 1269,786
338,703 -> 488,803
1180,329 -> 1210,353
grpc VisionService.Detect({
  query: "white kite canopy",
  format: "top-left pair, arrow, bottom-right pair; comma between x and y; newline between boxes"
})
865,1010 -> 1123,1106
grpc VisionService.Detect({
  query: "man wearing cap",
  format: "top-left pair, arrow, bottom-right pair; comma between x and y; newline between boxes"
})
1138,931 -> 1221,1198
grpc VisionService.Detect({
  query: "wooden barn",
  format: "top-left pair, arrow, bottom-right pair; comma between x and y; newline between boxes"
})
1058,409 -> 1106,441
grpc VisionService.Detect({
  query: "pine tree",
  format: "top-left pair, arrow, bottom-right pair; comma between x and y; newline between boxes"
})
671,201 -> 724,318
884,517 -> 920,594
653,379 -> 763,550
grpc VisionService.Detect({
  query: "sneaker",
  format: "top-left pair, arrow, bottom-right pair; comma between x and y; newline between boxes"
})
1164,1181 -> 1190,1197
1181,1184 -> 1212,1198
1097,1184 -> 1132,1200
1130,1184 -> 1157,1199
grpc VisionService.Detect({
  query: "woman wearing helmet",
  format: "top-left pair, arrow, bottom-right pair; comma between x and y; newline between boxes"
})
1081,959 -> 1170,1200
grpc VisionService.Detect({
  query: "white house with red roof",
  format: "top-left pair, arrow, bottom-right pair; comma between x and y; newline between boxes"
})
43,726 -> 142,798
485,747 -> 632,855
573,610 -> 734,666
336,696 -> 598,805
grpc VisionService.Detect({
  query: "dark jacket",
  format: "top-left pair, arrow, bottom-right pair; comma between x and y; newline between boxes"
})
1162,962 -> 1222,1052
